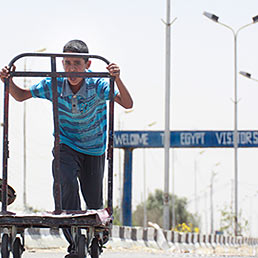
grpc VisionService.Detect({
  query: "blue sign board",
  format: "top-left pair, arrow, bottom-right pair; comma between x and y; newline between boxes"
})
116,130 -> 258,226
114,130 -> 258,148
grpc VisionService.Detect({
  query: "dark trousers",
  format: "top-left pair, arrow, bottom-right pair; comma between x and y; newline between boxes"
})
52,144 -> 105,246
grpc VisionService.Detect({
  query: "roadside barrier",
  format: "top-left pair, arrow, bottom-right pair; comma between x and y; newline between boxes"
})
3,224 -> 256,255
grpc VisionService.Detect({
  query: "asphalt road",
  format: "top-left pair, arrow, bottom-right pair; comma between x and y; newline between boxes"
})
21,248 -> 257,258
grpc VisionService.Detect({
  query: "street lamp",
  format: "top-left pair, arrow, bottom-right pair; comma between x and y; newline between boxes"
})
163,0 -> 172,231
117,109 -> 134,223
210,162 -> 220,234
23,48 -> 46,210
194,150 -> 205,215
203,11 -> 258,236
162,0 -> 177,232
143,121 -> 157,228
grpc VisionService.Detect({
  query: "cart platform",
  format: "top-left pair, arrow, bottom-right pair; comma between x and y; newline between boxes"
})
0,208 -> 112,229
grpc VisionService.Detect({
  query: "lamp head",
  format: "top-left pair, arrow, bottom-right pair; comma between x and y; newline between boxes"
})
203,11 -> 219,22
35,48 -> 47,53
252,15 -> 258,23
239,71 -> 251,78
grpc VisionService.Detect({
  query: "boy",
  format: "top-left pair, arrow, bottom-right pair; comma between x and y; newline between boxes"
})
0,39 -> 133,258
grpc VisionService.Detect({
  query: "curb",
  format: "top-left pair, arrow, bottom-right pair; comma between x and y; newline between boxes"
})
19,226 -> 258,256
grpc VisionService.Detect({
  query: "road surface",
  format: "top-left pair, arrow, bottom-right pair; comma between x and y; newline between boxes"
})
21,248 -> 257,258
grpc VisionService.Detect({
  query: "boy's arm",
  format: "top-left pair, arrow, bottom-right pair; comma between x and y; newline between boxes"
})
0,66 -> 32,102
106,63 -> 133,109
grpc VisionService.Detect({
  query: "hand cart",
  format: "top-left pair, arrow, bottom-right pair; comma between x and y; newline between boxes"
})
0,53 -> 115,258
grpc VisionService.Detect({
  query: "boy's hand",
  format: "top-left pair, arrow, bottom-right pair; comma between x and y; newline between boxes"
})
106,63 -> 120,79
0,65 -> 16,83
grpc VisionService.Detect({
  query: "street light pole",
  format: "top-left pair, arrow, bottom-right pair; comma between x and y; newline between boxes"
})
194,150 -> 205,215
23,48 -> 46,211
162,0 -> 177,231
117,109 -> 134,224
143,121 -> 157,228
171,148 -> 176,229
203,12 -> 258,236
23,60 -> 27,210
163,0 -> 172,230
210,170 -> 215,234
210,162 -> 220,234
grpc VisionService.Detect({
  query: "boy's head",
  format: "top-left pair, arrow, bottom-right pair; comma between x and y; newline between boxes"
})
63,39 -> 89,62
62,39 -> 91,87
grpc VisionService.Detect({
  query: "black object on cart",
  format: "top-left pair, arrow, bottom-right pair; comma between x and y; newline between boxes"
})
0,53 -> 115,258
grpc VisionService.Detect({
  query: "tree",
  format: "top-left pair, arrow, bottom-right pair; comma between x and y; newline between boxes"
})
132,189 -> 200,230
218,205 -> 248,236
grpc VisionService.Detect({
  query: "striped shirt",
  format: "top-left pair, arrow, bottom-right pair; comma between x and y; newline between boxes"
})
30,76 -> 117,156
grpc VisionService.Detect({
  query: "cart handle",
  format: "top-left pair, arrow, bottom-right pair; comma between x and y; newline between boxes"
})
8,52 -> 110,67
8,53 -> 112,79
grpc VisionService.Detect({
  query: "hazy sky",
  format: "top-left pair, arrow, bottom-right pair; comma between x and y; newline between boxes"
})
1,0 -> 258,236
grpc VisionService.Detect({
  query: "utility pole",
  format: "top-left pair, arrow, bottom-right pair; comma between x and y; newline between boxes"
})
210,162 -> 220,234
23,48 -> 46,211
163,0 -> 176,231
194,151 -> 205,214
23,60 -> 27,210
171,149 -> 176,229
210,171 -> 216,234
163,0 -> 171,231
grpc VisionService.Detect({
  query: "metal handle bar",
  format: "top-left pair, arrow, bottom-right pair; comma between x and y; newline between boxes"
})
8,52 -> 110,67
11,71 -> 111,78
8,53 -> 112,79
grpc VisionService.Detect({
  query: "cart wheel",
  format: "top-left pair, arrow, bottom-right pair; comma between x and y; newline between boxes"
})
89,237 -> 100,258
13,237 -> 23,258
1,233 -> 10,258
77,235 -> 87,258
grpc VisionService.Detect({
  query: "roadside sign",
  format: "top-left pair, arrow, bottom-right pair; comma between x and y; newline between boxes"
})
114,130 -> 258,148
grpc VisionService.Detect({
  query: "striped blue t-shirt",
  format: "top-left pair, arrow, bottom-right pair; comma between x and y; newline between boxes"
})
30,76 -> 116,156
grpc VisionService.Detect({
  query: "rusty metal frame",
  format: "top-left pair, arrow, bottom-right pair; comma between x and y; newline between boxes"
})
1,53 -> 114,228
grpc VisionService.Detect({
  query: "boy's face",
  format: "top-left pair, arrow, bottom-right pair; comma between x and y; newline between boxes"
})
62,56 -> 90,86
